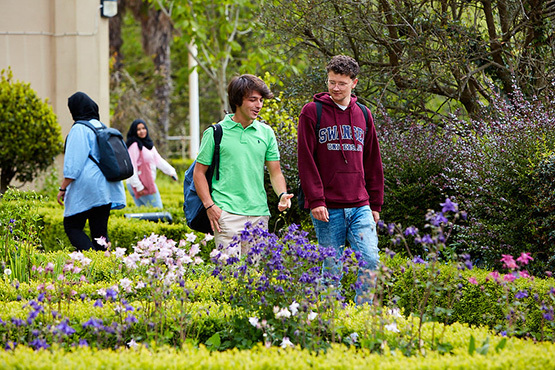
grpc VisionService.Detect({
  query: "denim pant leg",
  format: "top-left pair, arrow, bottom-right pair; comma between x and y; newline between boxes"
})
311,208 -> 347,289
345,206 -> 379,304
127,183 -> 163,208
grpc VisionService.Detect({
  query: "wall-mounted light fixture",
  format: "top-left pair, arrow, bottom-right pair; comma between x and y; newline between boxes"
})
100,0 -> 118,18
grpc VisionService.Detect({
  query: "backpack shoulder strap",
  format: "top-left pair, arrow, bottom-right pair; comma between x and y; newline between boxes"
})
70,120 -> 102,165
315,100 -> 368,132
211,124 -> 223,181
355,102 -> 369,133
315,101 -> 323,131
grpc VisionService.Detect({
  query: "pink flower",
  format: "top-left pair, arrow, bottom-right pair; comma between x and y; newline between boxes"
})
468,277 -> 479,285
519,270 -> 532,279
500,255 -> 517,270
503,273 -> 517,283
487,271 -> 500,282
516,253 -> 534,265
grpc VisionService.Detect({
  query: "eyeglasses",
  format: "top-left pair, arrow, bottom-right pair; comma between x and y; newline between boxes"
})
327,80 -> 350,88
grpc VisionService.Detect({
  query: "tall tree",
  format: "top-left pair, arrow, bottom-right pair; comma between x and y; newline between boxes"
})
261,0 -> 555,119
110,0 -> 173,151
170,0 -> 271,117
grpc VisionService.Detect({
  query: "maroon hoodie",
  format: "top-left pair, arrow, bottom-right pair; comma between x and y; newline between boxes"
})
297,93 -> 384,212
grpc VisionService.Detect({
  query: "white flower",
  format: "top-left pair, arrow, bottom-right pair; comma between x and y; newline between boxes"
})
280,337 -> 294,349
275,308 -> 291,319
120,278 -> 133,292
135,281 -> 146,289
307,311 -> 318,321
4,268 -> 11,276
203,234 -> 214,242
127,339 -> 139,348
385,322 -> 400,333
113,247 -> 127,259
349,332 -> 359,343
68,251 -> 85,262
289,301 -> 300,316
81,257 -> 92,266
248,317 -> 260,328
94,236 -> 108,248
189,244 -> 200,256
97,288 -> 107,297
186,233 -> 197,243
387,308 -> 402,317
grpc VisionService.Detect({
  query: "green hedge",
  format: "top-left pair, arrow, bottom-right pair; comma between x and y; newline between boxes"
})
1,324 -> 555,369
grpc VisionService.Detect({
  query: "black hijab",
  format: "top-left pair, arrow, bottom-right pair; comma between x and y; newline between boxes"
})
68,92 -> 100,121
126,119 -> 154,150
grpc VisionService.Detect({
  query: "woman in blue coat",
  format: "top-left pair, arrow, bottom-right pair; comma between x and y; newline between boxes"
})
57,92 -> 126,251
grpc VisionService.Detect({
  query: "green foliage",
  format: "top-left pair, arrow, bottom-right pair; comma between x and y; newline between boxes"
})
0,189 -> 46,282
0,68 -> 63,193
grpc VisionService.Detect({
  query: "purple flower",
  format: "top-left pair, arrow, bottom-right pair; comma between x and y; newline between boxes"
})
105,288 -> 118,301
385,248 -> 396,259
387,223 -> 396,235
542,306 -> 554,321
515,290 -> 528,299
56,319 -> 76,336
82,317 -> 104,330
431,213 -> 448,227
404,226 -> 418,236
125,315 -> 138,323
421,235 -> 434,244
440,198 -> 458,213
29,338 -> 49,350
93,299 -> 104,308
11,318 -> 25,327
78,339 -> 89,347
413,256 -> 426,264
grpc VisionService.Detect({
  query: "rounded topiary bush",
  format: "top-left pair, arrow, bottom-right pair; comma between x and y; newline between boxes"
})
0,68 -> 63,194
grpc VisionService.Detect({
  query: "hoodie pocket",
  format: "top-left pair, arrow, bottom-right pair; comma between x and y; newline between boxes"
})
324,171 -> 367,203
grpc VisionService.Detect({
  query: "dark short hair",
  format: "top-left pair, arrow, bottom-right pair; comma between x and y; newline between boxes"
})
227,74 -> 274,113
326,55 -> 360,79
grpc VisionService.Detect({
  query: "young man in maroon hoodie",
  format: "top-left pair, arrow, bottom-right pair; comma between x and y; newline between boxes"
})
297,55 -> 384,305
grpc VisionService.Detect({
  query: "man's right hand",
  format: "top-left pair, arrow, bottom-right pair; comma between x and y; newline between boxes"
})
207,204 -> 222,233
311,206 -> 329,222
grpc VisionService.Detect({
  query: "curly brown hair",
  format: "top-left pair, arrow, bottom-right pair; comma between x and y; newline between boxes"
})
227,74 -> 274,113
325,55 -> 360,79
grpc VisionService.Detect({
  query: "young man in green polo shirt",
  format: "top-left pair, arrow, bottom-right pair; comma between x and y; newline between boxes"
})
193,74 -> 293,255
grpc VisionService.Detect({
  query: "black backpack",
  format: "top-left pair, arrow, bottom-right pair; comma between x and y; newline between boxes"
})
74,120 -> 134,182
183,124 -> 223,234
297,101 -> 370,210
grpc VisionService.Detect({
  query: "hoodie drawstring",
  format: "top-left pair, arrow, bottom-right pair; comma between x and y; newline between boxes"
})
335,108 -> 349,164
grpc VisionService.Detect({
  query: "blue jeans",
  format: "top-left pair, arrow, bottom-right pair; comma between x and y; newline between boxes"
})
311,205 -> 379,305
127,183 -> 163,208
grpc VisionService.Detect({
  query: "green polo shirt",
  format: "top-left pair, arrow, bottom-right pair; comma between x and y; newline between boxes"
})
196,114 -> 280,216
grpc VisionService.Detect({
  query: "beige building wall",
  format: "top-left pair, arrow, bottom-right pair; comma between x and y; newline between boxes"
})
0,0 -> 111,189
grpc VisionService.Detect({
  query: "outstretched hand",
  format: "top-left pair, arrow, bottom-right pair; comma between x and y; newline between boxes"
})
278,193 -> 294,212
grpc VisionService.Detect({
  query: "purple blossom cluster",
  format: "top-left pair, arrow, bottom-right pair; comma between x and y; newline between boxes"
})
210,222 -> 363,347
376,84 -> 555,272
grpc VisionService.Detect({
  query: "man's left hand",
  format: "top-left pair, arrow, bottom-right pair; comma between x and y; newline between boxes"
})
278,193 -> 294,212
372,211 -> 380,223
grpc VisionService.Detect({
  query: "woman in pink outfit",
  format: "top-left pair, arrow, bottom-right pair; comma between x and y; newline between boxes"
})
125,119 -> 178,208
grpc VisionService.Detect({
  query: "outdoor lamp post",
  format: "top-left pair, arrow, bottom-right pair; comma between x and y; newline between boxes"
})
100,0 -> 118,18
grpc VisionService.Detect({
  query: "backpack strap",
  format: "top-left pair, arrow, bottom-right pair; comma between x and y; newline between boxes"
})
211,123 -> 223,181
356,102 -> 370,134
315,101 -> 323,131
70,120 -> 105,166
315,101 -> 369,133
